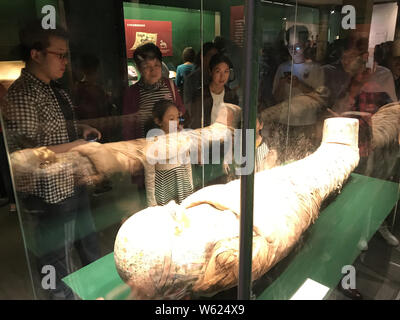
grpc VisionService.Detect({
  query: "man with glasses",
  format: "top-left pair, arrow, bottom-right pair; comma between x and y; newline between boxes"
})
1,21 -> 101,299
323,36 -> 399,300
270,25 -> 324,161
324,37 -> 397,115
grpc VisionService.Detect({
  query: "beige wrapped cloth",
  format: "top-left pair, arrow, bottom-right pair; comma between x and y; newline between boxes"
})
260,86 -> 330,125
9,103 -> 241,191
370,102 -> 400,149
113,117 -> 360,299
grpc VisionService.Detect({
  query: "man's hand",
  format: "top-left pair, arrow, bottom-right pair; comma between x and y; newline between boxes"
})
79,124 -> 102,141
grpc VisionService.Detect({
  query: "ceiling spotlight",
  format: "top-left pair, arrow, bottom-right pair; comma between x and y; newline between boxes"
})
330,10 -> 335,14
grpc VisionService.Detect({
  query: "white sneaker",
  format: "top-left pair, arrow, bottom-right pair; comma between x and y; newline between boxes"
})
379,225 -> 399,247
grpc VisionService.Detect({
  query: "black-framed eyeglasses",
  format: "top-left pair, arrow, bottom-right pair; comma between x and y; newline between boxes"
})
44,50 -> 69,60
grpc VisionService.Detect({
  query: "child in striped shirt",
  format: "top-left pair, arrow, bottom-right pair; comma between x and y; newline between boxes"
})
255,116 -> 277,173
223,115 -> 277,180
144,99 -> 193,206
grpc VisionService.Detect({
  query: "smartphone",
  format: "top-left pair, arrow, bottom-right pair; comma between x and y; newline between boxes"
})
86,134 -> 99,142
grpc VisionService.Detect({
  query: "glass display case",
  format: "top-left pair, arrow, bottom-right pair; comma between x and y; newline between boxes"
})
0,0 -> 399,302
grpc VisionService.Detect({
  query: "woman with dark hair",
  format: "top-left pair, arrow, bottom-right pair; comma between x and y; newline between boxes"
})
122,42 -> 185,140
188,54 -> 239,129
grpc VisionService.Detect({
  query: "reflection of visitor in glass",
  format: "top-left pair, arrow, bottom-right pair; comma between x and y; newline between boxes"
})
323,37 -> 369,110
144,99 -> 193,207
272,25 -> 323,105
325,37 -> 399,249
326,37 -> 396,118
183,42 -> 218,106
376,40 -> 400,101
122,42 -> 185,140
188,54 -> 239,129
73,54 -> 113,141
175,47 -> 195,95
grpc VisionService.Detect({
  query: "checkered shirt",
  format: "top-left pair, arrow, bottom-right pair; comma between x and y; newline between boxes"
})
2,69 -> 77,204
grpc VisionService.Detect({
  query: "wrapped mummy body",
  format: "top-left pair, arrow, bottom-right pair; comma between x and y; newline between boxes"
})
114,117 -> 360,299
358,102 -> 400,179
370,102 -> 400,149
9,104 -> 241,189
259,87 -> 329,124
259,87 -> 330,163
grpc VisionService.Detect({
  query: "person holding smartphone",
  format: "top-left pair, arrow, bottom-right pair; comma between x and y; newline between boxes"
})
272,25 -> 323,106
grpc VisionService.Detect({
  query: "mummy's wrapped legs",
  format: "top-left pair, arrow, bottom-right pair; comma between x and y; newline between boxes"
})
114,118 -> 360,299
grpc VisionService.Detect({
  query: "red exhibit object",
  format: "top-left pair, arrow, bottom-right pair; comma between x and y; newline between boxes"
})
124,19 -> 173,58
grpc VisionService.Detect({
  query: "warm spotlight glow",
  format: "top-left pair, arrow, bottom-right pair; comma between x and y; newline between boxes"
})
0,61 -> 25,81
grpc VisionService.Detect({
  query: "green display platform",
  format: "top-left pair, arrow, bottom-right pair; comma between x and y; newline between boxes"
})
63,251 -> 129,300
62,173 -> 399,300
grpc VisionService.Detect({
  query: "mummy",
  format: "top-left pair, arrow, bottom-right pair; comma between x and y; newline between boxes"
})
370,102 -> 400,149
260,92 -> 399,163
259,87 -> 330,163
113,117 -> 360,299
259,86 -> 330,124
8,104 -> 242,189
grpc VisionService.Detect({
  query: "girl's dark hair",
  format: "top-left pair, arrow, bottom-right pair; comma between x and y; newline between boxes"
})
209,54 -> 233,72
133,42 -> 162,68
153,99 -> 177,121
182,47 -> 195,63
144,99 -> 177,135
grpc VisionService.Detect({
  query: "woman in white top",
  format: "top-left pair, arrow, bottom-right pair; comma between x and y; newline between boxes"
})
188,54 -> 239,129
